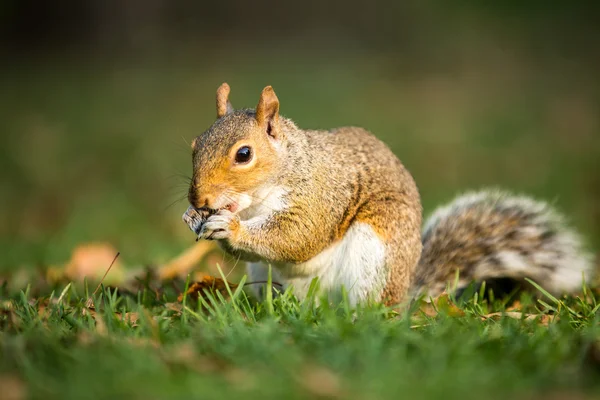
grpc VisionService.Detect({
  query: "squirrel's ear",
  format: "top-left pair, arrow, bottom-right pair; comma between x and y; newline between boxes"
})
216,82 -> 234,118
255,86 -> 280,139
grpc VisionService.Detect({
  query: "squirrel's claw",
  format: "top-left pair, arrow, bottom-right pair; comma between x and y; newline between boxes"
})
198,209 -> 240,241
182,206 -> 211,236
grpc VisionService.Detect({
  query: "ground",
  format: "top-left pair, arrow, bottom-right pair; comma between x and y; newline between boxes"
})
1,269 -> 599,400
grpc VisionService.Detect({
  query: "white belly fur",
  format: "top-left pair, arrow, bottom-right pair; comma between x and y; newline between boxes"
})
246,222 -> 387,306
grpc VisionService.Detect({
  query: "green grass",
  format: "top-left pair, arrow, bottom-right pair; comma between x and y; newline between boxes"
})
2,273 -> 600,400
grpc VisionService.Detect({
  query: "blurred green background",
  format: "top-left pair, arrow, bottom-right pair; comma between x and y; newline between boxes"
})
1,1 -> 599,271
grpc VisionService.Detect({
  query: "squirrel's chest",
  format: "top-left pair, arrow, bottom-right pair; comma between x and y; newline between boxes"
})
272,222 -> 388,304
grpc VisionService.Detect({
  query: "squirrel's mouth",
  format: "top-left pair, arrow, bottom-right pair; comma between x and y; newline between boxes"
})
201,202 -> 238,214
225,203 -> 239,213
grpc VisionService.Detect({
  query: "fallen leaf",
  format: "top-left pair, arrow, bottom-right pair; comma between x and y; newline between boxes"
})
537,314 -> 558,326
0,301 -> 20,331
415,292 -> 465,319
165,302 -> 183,313
81,307 -> 107,335
65,243 -> 123,284
36,298 -> 50,320
481,312 -> 558,326
159,241 -> 216,281
435,293 -> 465,317
178,275 -> 238,303
417,302 -> 438,319
82,306 -> 138,333
0,375 -> 27,400
506,300 -> 522,312
116,312 -> 140,327
1,300 -> 14,311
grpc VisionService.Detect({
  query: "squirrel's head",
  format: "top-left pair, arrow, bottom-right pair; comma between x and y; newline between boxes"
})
188,83 -> 285,213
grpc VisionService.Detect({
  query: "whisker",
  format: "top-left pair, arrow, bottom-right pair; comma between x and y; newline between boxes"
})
166,138 -> 194,155
168,175 -> 192,183
166,183 -> 192,193
181,136 -> 191,148
163,172 -> 193,183
226,253 -> 243,279
163,194 -> 188,212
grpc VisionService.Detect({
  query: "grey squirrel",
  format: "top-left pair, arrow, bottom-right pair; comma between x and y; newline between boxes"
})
182,83 -> 594,306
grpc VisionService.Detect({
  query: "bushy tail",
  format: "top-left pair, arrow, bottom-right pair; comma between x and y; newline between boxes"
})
412,190 -> 594,299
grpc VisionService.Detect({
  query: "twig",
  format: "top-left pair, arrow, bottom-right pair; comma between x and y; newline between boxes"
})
85,252 -> 120,309
245,280 -> 283,288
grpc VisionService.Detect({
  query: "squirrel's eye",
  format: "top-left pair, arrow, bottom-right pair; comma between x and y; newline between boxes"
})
234,146 -> 253,164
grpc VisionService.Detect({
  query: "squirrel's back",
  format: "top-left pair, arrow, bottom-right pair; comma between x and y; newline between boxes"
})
412,190 -> 594,298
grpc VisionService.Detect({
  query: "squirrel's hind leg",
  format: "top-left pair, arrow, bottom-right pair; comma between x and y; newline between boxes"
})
353,198 -> 423,306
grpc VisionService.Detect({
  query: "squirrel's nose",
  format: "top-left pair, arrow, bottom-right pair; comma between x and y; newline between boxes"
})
189,192 -> 214,209
199,194 -> 212,208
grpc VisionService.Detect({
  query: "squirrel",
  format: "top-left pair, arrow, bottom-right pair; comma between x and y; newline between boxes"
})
182,83 -> 594,306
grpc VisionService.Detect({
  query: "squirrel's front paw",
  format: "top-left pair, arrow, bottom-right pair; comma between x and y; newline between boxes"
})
182,206 -> 213,235
199,209 -> 241,241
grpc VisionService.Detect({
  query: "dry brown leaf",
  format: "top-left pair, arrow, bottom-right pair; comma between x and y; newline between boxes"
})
416,292 -> 465,319
417,302 -> 438,319
410,292 -> 466,328
116,312 -> 140,327
165,302 -> 183,313
1,300 -> 15,311
481,312 -> 558,326
0,375 -> 27,400
177,275 -> 238,303
65,243 -> 123,284
506,300 -> 522,312
82,306 -> 138,334
36,298 -> 50,320
159,241 -> 216,280
0,301 -> 20,331
436,293 -> 465,317
81,307 -> 107,335
537,314 -> 558,326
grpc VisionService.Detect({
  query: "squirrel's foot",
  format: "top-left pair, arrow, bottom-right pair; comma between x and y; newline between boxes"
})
199,209 -> 241,241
